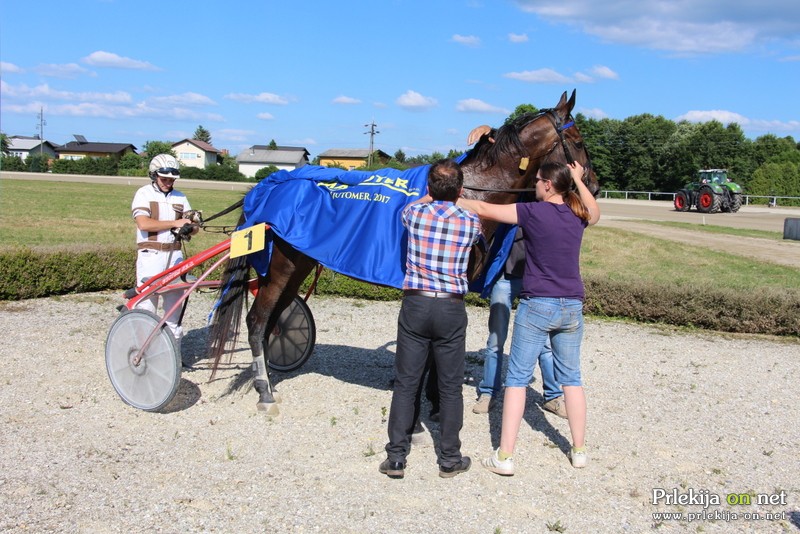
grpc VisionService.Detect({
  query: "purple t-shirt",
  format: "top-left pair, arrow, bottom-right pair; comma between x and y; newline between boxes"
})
516,202 -> 587,301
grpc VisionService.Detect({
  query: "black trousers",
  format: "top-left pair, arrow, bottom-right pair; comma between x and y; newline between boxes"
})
386,295 -> 467,468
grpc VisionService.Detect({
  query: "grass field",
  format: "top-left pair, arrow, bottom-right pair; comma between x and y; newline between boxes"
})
2,178 -> 799,295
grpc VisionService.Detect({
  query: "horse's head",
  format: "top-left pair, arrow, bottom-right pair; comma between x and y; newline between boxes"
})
460,89 -> 601,281
509,90 -> 600,198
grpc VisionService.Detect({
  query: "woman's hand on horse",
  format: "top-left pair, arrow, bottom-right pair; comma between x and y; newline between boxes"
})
568,161 -> 585,183
467,125 -> 493,145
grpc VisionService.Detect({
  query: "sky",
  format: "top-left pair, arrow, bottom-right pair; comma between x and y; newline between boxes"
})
1,0 -> 799,160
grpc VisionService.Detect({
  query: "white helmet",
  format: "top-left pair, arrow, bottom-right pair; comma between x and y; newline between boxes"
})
148,154 -> 180,180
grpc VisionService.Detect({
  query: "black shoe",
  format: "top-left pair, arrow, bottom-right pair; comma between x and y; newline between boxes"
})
379,459 -> 406,479
439,456 -> 471,478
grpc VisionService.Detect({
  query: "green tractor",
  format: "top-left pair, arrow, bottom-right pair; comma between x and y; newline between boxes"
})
674,169 -> 743,213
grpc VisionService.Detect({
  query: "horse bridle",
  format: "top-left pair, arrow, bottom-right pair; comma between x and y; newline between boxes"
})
462,109 -> 591,194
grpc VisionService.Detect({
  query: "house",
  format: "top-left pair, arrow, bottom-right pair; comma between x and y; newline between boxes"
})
236,145 -> 310,179
317,149 -> 391,170
172,139 -> 222,169
6,135 -> 59,160
56,135 -> 136,160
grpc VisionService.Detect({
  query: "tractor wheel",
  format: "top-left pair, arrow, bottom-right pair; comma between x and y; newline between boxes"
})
696,186 -> 721,213
674,191 -> 690,212
730,193 -> 742,213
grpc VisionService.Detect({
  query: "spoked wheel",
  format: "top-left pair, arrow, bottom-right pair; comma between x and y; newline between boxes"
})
264,296 -> 316,372
105,309 -> 181,412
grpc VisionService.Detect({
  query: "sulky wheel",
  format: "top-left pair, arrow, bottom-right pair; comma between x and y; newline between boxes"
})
105,309 -> 181,412
263,295 -> 316,372
674,191 -> 690,212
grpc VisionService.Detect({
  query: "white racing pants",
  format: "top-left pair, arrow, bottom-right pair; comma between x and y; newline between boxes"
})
135,248 -> 184,341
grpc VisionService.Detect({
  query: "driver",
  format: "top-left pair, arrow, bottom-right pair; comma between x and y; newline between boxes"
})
131,154 -> 199,341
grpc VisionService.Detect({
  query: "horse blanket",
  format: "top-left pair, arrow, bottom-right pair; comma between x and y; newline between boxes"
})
241,164 -> 514,295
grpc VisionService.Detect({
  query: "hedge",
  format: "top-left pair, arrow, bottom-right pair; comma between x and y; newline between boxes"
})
1,248 -> 797,337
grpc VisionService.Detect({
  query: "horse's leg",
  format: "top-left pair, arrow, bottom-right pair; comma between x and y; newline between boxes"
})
247,274 -> 284,414
247,240 -> 316,414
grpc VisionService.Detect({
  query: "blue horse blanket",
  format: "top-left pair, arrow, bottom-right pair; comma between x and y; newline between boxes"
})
241,164 -> 513,294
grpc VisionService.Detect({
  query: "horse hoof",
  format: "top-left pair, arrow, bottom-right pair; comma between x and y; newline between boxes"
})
272,392 -> 282,404
257,402 -> 280,416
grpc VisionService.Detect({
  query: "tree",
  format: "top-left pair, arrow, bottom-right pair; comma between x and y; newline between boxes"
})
268,139 -> 278,149
255,165 -> 280,181
394,149 -> 406,163
0,133 -> 9,156
505,104 -> 539,125
25,153 -> 50,173
118,153 -> 146,176
193,125 -> 212,144
1,155 -> 25,171
141,141 -> 175,159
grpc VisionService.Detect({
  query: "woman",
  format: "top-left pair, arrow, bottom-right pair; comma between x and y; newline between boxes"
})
457,160 -> 600,473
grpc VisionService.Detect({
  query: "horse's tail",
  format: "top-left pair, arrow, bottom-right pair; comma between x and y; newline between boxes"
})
207,238 -> 250,380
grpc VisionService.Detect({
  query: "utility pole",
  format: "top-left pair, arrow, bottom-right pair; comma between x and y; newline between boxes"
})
364,120 -> 379,167
36,107 -> 46,156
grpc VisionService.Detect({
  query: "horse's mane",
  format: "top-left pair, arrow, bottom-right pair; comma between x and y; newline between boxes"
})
461,111 -> 549,170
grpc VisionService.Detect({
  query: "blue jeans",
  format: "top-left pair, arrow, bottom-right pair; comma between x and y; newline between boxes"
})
506,297 -> 584,388
478,275 -> 562,402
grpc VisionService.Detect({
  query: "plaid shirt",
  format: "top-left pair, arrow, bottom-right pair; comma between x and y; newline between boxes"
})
402,200 -> 481,294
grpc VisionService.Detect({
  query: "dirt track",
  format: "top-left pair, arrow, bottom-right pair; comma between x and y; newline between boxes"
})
597,199 -> 800,269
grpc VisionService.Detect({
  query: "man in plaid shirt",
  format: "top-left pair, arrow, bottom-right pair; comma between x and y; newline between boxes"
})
380,159 -> 482,479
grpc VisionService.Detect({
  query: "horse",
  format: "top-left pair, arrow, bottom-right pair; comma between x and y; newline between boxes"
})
207,89 -> 600,415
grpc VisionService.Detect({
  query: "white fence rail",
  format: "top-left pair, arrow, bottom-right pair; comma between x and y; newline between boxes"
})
599,190 -> 800,206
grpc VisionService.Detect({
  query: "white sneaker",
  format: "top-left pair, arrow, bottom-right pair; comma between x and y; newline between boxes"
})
570,448 -> 587,468
482,448 -> 514,476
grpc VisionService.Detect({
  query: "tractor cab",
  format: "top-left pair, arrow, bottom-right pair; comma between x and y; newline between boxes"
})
700,169 -> 728,185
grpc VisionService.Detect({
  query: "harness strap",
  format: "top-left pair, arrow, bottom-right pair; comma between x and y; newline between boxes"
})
202,198 -> 245,224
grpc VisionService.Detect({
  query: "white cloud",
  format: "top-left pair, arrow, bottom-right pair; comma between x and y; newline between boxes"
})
0,62 -> 23,73
225,92 -> 289,105
149,92 -> 216,106
456,99 -> 509,114
676,109 -> 749,124
292,137 -> 317,146
452,34 -> 481,47
674,109 -> 800,134
217,129 -> 257,142
512,0 -> 800,54
256,112 -> 275,120
508,33 -> 529,43
578,107 -> 608,119
396,90 -> 438,111
504,68 -> 572,83
2,82 -> 131,103
32,63 -> 92,79
333,95 -> 361,105
590,65 -> 619,79
82,51 -> 160,70
573,72 -> 594,83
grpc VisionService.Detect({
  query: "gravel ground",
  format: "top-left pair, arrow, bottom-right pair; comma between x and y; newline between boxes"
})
1,291 -> 798,533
